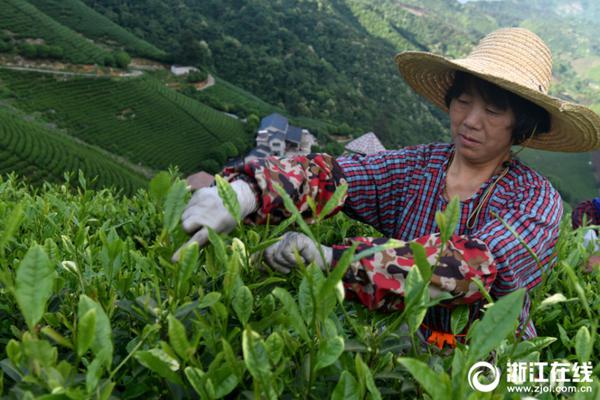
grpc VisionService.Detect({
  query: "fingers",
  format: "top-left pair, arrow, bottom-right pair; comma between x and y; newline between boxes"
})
263,240 -> 291,274
172,228 -> 209,262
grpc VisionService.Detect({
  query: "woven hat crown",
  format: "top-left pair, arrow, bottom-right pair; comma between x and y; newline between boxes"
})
466,28 -> 552,94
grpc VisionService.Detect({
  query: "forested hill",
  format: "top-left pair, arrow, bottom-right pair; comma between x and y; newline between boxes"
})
80,0 -> 600,146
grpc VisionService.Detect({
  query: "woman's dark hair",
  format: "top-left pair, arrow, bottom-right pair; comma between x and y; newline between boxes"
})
444,71 -> 551,145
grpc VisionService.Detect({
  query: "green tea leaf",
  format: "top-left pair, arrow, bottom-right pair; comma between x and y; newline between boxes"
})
78,295 -> 113,364
135,348 -> 182,385
163,180 -> 188,233
185,367 -> 208,397
318,183 -> 347,221
77,308 -> 96,357
314,336 -> 344,371
273,183 -> 318,247
440,196 -> 460,246
198,292 -> 222,309
15,245 -> 55,330
232,285 -> 253,326
331,371 -> 359,400
149,171 -> 172,204
536,293 -> 568,311
318,244 -> 356,314
168,315 -> 192,362
206,226 -> 228,266
575,326 -> 592,363
0,202 -> 23,259
410,242 -> 432,282
85,348 -> 111,393
210,366 -> 239,398
176,241 -> 199,296
242,328 -> 273,394
273,287 -> 310,341
215,175 -> 241,224
451,347 -> 467,400
41,326 -> 73,350
295,279 -> 311,328
265,332 -> 284,365
467,289 -> 525,363
451,305 -> 469,335
355,354 -> 381,400
398,357 -> 451,400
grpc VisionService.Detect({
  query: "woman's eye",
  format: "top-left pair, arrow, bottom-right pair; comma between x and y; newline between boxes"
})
456,97 -> 470,104
486,107 -> 501,115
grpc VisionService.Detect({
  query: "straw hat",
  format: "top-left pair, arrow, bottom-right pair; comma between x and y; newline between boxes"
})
395,27 -> 600,152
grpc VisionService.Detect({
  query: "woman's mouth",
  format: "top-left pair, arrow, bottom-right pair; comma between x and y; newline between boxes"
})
459,133 -> 481,145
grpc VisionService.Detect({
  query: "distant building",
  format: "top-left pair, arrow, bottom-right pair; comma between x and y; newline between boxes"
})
344,132 -> 386,155
252,113 -> 316,158
170,65 -> 198,76
186,171 -> 214,190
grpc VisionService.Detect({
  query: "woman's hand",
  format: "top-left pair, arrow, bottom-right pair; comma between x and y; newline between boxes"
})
262,232 -> 333,273
172,180 -> 257,261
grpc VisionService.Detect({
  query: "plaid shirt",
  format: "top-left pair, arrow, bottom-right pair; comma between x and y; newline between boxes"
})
223,142 -> 562,340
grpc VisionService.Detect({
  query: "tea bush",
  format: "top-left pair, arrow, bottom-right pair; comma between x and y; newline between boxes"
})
0,172 -> 597,399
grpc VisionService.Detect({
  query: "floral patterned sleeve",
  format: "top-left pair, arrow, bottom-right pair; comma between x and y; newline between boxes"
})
221,154 -> 348,224
221,154 -> 497,308
332,234 -> 497,309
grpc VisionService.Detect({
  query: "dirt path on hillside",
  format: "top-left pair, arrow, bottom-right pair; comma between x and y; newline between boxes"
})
196,74 -> 215,90
0,64 -> 143,78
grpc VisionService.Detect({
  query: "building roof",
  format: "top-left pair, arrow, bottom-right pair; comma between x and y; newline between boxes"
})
186,171 -> 214,190
259,113 -> 288,133
269,132 -> 285,143
344,132 -> 386,155
286,125 -> 303,144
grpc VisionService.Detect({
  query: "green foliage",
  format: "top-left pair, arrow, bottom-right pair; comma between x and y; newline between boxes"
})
0,176 -> 597,398
186,69 -> 208,83
0,0 -> 112,64
0,69 -> 250,176
0,106 -> 146,194
14,245 -> 55,331
27,0 -> 167,60
113,50 -> 131,69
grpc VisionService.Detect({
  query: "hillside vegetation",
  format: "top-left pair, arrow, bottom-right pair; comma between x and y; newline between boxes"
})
26,0 -> 167,61
0,176 -> 597,398
0,107 -> 147,193
0,69 -> 252,175
0,0 -> 112,65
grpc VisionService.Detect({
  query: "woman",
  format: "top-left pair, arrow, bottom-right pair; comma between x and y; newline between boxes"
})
177,28 -> 600,348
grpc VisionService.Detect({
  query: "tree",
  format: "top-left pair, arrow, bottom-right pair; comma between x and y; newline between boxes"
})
114,51 -> 131,69
245,113 -> 260,134
186,69 -> 208,83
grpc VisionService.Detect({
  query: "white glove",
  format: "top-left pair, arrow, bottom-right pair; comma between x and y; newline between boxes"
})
583,229 -> 600,253
172,180 -> 257,261
263,232 -> 333,274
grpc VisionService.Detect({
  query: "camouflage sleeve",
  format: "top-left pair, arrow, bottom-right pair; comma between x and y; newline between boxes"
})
221,154 -> 347,224
332,233 -> 497,310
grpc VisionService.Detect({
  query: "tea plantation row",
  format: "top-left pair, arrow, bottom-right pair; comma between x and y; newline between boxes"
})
0,173 -> 597,399
0,108 -> 147,194
0,0 -> 111,65
0,69 -> 252,174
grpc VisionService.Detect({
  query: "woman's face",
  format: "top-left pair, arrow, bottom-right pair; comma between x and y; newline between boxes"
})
449,88 -> 515,165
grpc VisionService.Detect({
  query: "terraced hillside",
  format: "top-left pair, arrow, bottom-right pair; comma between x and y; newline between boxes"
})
0,0 -> 111,64
27,0 -> 167,60
0,107 -> 147,194
0,69 -> 251,175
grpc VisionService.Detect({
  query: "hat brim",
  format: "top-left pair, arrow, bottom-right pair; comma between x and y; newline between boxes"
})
395,51 -> 600,152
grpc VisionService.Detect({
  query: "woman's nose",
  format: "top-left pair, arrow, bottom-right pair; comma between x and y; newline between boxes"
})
462,104 -> 484,129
